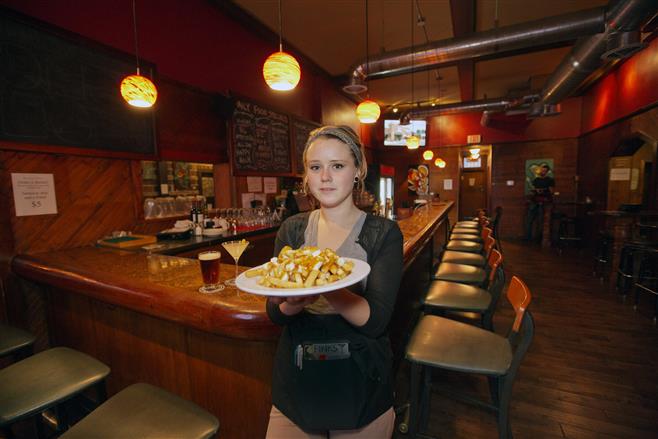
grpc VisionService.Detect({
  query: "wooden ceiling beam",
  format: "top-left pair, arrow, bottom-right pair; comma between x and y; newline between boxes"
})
450,0 -> 476,101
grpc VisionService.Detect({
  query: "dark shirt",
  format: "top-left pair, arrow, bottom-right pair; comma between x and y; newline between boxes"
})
531,176 -> 554,202
266,211 -> 403,430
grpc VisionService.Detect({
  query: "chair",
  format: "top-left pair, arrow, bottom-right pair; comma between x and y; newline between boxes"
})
0,347 -> 109,437
441,236 -> 496,268
424,249 -> 504,331
0,324 -> 35,363
60,383 -> 219,439
444,227 -> 491,254
405,276 -> 534,439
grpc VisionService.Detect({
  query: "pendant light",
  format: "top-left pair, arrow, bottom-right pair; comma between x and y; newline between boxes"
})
423,150 -> 434,160
120,0 -> 157,108
434,158 -> 446,168
356,0 -> 380,124
263,0 -> 300,91
434,70 -> 446,168
406,1 -> 419,150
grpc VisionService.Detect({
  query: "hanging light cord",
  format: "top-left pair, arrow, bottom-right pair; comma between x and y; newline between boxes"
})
410,0 -> 414,108
365,0 -> 369,81
131,0 -> 141,74
278,0 -> 283,52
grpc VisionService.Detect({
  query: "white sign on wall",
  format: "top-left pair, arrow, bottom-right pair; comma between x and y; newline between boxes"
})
443,179 -> 453,190
610,168 -> 631,181
11,173 -> 58,217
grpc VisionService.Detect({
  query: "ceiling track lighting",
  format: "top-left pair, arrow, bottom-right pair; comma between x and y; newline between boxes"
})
263,0 -> 300,91
120,0 -> 157,108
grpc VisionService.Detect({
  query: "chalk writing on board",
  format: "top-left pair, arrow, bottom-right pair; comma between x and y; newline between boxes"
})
292,118 -> 320,175
232,99 -> 291,174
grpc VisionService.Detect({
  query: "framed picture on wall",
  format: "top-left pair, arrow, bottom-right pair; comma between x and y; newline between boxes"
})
525,158 -> 554,195
408,164 -> 430,195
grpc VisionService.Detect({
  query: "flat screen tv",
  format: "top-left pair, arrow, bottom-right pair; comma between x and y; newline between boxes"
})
384,119 -> 427,146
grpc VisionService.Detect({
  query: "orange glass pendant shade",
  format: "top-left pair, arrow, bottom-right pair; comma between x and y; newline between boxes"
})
356,99 -> 381,124
406,135 -> 420,150
121,74 -> 158,108
435,158 -> 446,168
263,51 -> 301,91
423,150 -> 434,160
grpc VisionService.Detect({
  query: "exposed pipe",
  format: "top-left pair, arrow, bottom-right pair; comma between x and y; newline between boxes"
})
404,95 -> 538,120
531,0 -> 657,115
343,7 -> 606,94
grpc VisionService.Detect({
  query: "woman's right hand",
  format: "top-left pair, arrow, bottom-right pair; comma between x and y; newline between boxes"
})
269,295 -> 319,315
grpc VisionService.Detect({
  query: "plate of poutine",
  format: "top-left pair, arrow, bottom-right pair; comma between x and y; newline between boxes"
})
235,246 -> 370,297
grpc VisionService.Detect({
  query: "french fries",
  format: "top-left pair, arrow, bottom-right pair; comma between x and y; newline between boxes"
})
244,246 -> 354,289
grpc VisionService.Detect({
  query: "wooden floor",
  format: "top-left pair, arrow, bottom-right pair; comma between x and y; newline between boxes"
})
394,240 -> 658,439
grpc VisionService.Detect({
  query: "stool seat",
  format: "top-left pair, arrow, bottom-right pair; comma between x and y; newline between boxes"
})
61,383 -> 219,439
423,281 -> 491,311
450,234 -> 483,242
454,222 -> 479,228
450,228 -> 480,235
441,251 -> 486,267
433,263 -> 486,285
0,347 -> 109,426
446,240 -> 483,253
406,315 -> 511,375
0,324 -> 35,358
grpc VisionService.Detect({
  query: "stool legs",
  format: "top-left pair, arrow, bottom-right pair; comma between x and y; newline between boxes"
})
407,363 -> 422,438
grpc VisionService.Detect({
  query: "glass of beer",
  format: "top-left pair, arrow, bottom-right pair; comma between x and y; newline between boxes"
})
198,251 -> 224,293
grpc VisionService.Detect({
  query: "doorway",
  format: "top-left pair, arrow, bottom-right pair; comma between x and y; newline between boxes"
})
459,151 -> 489,220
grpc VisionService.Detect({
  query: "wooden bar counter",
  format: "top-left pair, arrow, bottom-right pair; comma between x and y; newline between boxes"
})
10,202 -> 452,439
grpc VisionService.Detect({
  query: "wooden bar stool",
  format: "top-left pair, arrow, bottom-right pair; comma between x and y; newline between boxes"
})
0,324 -> 35,363
60,383 -> 219,439
441,236 -> 496,268
0,347 -> 109,436
405,276 -> 533,439
424,249 -> 504,331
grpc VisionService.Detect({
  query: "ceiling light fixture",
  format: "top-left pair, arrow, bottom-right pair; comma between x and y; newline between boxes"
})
356,0 -> 380,124
434,158 -> 446,168
120,0 -> 157,108
406,1 -> 419,150
263,0 -> 300,91
423,150 -> 434,160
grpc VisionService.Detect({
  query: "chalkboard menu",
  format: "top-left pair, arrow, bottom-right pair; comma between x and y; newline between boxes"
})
231,99 -> 291,175
0,10 -> 156,156
292,118 -> 320,176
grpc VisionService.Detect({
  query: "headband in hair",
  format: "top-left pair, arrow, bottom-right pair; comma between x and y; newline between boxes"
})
305,126 -> 363,168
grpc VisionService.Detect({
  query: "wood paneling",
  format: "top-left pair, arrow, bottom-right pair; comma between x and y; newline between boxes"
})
491,139 -> 578,239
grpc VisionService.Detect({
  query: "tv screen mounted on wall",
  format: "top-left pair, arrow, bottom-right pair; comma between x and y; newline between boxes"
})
384,120 -> 427,146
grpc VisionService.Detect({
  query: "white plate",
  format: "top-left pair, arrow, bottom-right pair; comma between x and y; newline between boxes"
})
236,258 -> 370,297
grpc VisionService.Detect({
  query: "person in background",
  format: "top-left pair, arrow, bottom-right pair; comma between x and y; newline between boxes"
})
524,164 -> 555,241
265,125 -> 403,438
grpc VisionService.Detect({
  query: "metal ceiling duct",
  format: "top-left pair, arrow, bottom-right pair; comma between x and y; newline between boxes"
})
530,0 -> 658,116
343,7 -> 606,94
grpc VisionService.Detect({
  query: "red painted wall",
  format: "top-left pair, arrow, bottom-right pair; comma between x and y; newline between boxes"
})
581,37 -> 658,134
425,98 -> 582,147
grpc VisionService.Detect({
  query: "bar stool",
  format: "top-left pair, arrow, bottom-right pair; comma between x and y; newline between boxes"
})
632,246 -> 658,324
60,383 -> 219,439
592,231 -> 612,281
444,227 -> 491,254
0,347 -> 109,436
0,323 -> 35,363
424,249 -> 504,331
441,236 -> 496,268
405,276 -> 534,439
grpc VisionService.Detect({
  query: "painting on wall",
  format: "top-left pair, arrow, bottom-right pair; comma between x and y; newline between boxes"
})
408,164 -> 430,195
524,158 -> 554,195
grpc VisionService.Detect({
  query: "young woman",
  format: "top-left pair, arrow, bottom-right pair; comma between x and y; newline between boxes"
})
266,125 -> 403,438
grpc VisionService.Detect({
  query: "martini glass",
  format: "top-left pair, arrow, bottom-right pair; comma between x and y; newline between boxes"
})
222,239 -> 249,286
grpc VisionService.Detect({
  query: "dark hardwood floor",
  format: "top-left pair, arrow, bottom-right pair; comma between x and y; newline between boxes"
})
394,240 -> 658,439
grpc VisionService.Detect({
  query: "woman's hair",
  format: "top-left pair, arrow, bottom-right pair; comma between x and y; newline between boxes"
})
302,125 -> 368,193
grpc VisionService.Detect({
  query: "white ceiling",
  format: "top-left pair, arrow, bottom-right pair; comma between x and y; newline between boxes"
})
233,0 -> 609,108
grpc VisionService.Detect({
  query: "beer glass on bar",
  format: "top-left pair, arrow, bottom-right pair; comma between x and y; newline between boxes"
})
198,251 -> 224,293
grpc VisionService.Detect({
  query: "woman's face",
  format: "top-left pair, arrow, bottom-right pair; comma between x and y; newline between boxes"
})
305,137 -> 358,209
